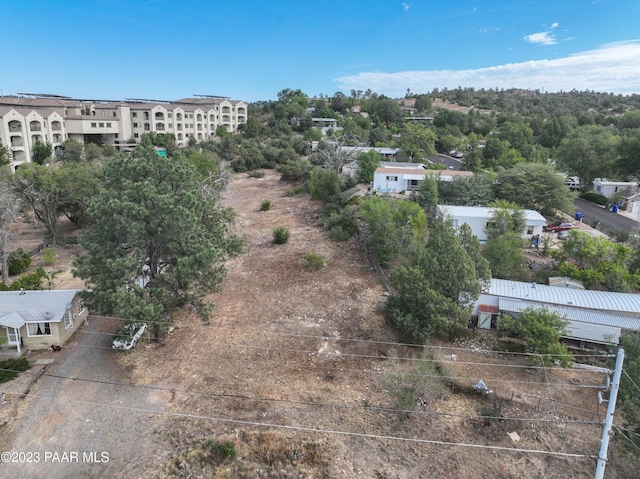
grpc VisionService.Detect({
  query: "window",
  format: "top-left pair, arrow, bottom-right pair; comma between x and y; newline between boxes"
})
28,322 -> 51,336
132,112 -> 138,117
526,226 -> 534,235
386,176 -> 398,182
106,122 -> 112,127
168,113 -> 173,119
133,123 -> 139,128
91,123 -> 97,128
134,133 -> 139,138
64,311 -> 73,329
77,299 -> 85,314
113,111 -> 117,116
99,122 -> 104,127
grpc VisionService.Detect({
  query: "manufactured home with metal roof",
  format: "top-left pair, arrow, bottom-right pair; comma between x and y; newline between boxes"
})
472,279 -> 640,345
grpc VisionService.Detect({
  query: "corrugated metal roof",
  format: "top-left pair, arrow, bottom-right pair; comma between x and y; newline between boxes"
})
489,279 -> 640,315
498,297 -> 640,331
0,290 -> 80,324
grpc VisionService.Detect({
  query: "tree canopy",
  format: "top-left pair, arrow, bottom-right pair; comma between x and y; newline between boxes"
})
498,307 -> 573,367
387,220 -> 482,343
494,162 -> 573,216
73,146 -> 245,335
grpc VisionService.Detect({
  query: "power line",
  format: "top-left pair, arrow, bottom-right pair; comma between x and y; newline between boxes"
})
0,389 -> 593,459
0,367 -> 604,426
37,340 -> 608,392
71,327 -> 613,373
83,314 -> 614,359
622,369 -> 640,395
613,425 -> 640,454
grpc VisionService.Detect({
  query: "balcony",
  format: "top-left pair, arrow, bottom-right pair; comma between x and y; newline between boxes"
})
11,137 -> 24,147
30,122 -> 42,131
52,121 -> 62,131
8,121 -> 22,132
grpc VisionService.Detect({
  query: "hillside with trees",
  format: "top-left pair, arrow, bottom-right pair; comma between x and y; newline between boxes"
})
2,87 -> 640,477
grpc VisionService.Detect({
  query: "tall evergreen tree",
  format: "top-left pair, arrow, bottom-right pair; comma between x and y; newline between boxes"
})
73,146 -> 245,335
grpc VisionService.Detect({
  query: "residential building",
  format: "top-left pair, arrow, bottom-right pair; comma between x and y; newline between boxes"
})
436,205 -> 547,244
373,167 -> 473,194
0,289 -> 88,354
472,278 -> 640,346
592,178 -> 638,199
0,94 -> 247,171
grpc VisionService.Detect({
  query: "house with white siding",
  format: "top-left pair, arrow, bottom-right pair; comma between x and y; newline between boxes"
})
373,167 -> 473,194
436,205 -> 547,244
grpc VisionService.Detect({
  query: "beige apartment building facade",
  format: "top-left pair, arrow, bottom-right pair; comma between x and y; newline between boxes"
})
0,95 -> 247,171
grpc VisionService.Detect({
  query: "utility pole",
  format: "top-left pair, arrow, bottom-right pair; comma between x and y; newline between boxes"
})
595,347 -> 625,479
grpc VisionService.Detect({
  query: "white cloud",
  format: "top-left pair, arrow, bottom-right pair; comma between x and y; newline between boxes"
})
525,22 -> 559,45
402,2 -> 409,11
334,41 -> 640,96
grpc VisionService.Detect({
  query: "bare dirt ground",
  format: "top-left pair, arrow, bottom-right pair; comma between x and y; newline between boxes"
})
2,172 -> 637,478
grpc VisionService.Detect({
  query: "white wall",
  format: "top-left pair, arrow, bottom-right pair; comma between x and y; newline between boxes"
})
373,172 -> 405,193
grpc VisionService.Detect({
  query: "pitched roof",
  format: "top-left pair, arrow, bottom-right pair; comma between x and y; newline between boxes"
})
0,290 -> 81,323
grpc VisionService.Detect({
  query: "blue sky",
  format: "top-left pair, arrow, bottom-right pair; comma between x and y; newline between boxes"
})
2,1 -> 639,102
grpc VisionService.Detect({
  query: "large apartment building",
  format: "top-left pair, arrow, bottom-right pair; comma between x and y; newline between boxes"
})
0,94 -> 248,171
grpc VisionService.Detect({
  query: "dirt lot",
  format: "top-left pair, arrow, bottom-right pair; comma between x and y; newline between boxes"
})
1,172 -> 637,478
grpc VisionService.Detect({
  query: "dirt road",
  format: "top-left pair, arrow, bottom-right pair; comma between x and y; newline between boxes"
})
0,317 -> 169,479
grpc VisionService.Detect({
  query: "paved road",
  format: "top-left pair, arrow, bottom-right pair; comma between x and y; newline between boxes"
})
573,198 -> 638,234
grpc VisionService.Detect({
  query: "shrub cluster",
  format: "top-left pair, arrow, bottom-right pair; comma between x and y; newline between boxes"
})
272,226 -> 290,244
0,357 -> 31,383
8,248 -> 32,276
260,199 -> 272,211
580,191 -> 608,206
303,253 -> 326,271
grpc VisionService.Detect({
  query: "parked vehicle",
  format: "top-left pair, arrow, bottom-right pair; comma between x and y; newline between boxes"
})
558,230 -> 570,240
449,150 -> 464,159
544,222 -> 575,232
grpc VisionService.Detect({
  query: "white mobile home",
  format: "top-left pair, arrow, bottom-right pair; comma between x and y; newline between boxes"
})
436,205 -> 547,244
473,279 -> 640,346
592,179 -> 638,199
373,167 -> 473,194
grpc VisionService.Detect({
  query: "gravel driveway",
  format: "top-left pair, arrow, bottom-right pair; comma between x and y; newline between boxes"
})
0,317 -> 169,479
